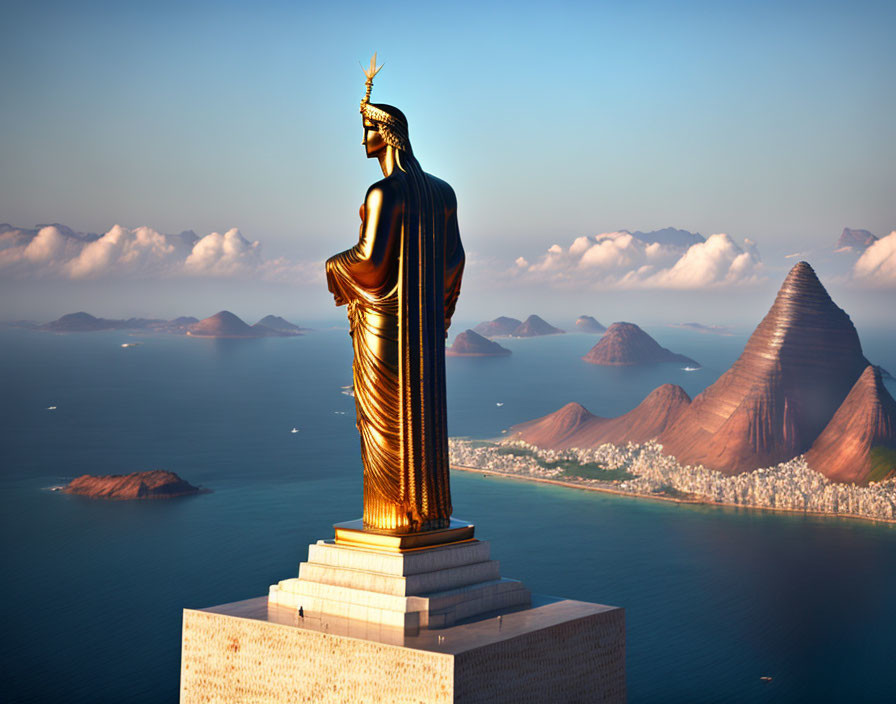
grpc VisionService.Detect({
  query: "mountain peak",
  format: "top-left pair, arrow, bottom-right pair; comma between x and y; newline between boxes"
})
659,262 -> 869,473
805,365 -> 896,484
583,322 -> 699,367
512,315 -> 565,337
447,330 -> 512,356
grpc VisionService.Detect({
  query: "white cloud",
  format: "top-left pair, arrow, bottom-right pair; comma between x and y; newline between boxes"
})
506,231 -> 763,290
184,228 -> 261,276
852,231 -> 896,287
0,223 -> 322,284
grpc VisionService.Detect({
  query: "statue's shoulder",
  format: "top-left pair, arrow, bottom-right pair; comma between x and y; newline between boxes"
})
364,176 -> 402,200
423,173 -> 457,207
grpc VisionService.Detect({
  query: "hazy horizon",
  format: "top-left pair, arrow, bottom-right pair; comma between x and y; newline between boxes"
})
2,0 -> 894,328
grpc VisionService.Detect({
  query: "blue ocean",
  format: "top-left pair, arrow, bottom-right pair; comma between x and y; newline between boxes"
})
2,324 -> 895,703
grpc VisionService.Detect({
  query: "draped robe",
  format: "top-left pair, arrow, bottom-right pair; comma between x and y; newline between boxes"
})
326,161 -> 464,532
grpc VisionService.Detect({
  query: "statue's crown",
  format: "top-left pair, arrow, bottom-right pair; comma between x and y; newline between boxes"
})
359,54 -> 411,152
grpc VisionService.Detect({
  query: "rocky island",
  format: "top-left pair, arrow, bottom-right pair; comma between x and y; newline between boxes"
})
473,316 -> 522,338
836,227 -> 877,250
512,314 -> 565,337
187,310 -> 301,338
64,470 -> 203,499
447,330 -> 512,357
575,315 -> 606,333
472,315 -> 564,338
583,322 -> 699,367
35,311 -> 304,338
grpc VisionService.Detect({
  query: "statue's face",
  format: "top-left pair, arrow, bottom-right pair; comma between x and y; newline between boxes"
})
362,119 -> 386,158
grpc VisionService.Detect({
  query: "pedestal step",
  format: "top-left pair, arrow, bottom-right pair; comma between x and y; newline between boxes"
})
298,553 -> 502,596
268,538 -> 531,630
271,576 -> 530,629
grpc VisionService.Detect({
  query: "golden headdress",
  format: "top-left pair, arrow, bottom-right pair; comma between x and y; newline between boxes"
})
360,54 -> 411,152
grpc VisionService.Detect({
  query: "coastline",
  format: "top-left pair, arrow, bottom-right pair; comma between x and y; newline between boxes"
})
450,464 -> 896,526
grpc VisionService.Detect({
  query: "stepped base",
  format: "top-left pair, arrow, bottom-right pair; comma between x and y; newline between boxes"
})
268,538 -> 530,630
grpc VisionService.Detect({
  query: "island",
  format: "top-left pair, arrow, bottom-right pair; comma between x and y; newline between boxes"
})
510,315 -> 565,337
63,470 -> 204,500
472,316 -> 522,338
188,311 -> 301,338
472,315 -> 564,338
447,330 -> 512,357
35,311 -> 303,338
583,322 -> 699,367
836,227 -> 878,250
575,315 -> 606,333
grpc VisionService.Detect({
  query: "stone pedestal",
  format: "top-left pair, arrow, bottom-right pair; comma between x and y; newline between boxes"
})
181,526 -> 626,702
269,538 -> 530,630
180,595 -> 625,703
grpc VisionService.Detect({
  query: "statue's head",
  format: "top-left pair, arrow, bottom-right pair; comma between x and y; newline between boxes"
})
361,102 -> 412,157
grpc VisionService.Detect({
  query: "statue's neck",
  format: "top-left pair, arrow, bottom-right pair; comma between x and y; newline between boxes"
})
377,146 -> 397,177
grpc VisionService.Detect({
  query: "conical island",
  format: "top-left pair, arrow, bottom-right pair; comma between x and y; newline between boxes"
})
447,330 -> 512,356
583,322 -> 699,367
473,316 -> 522,338
575,315 -> 607,333
512,315 -> 564,337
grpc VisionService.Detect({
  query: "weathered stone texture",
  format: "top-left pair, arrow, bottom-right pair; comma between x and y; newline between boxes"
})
180,597 -> 625,703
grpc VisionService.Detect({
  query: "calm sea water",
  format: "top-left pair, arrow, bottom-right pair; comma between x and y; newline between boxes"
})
2,325 -> 895,703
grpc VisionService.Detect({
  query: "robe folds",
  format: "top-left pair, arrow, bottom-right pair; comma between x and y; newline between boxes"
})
326,162 -> 464,532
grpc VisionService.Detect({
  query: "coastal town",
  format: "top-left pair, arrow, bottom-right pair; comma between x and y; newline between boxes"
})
449,438 -> 896,523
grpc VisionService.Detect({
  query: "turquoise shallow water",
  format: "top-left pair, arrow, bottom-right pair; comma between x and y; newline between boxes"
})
2,325 -> 895,702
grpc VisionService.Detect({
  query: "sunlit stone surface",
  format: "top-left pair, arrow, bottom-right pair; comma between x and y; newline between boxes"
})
268,539 -> 531,630
180,596 -> 625,703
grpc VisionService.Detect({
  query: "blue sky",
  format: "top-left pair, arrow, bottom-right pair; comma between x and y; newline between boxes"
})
1,0 -> 894,326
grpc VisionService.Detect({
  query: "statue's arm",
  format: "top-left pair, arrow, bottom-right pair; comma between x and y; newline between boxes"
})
443,189 -> 464,332
326,185 -> 397,306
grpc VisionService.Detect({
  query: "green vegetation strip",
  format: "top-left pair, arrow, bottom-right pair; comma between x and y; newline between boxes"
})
868,446 -> 896,483
495,446 -> 634,482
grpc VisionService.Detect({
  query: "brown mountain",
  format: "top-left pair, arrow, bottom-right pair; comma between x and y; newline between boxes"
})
44,312 -> 125,332
512,315 -> 564,337
658,261 -> 870,474
447,330 -> 511,356
188,311 -> 263,338
575,315 -> 607,333
583,322 -> 699,367
836,228 -> 877,250
805,366 -> 896,484
510,385 -> 692,450
64,470 -> 202,499
473,317 -> 522,338
255,315 -> 303,335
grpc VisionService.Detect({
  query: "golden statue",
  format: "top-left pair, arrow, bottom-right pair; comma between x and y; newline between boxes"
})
326,56 -> 465,535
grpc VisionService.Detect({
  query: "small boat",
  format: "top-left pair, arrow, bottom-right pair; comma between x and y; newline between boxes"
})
682,366 -> 700,372
496,402 -> 504,407
290,427 -> 299,434
121,342 -> 142,348
334,411 -> 346,415
341,389 -> 355,398
760,676 -> 773,682
47,406 -> 57,410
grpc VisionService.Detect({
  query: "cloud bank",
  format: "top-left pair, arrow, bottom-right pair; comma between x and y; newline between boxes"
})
508,231 -> 763,289
851,231 -> 896,287
0,224 -> 321,283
